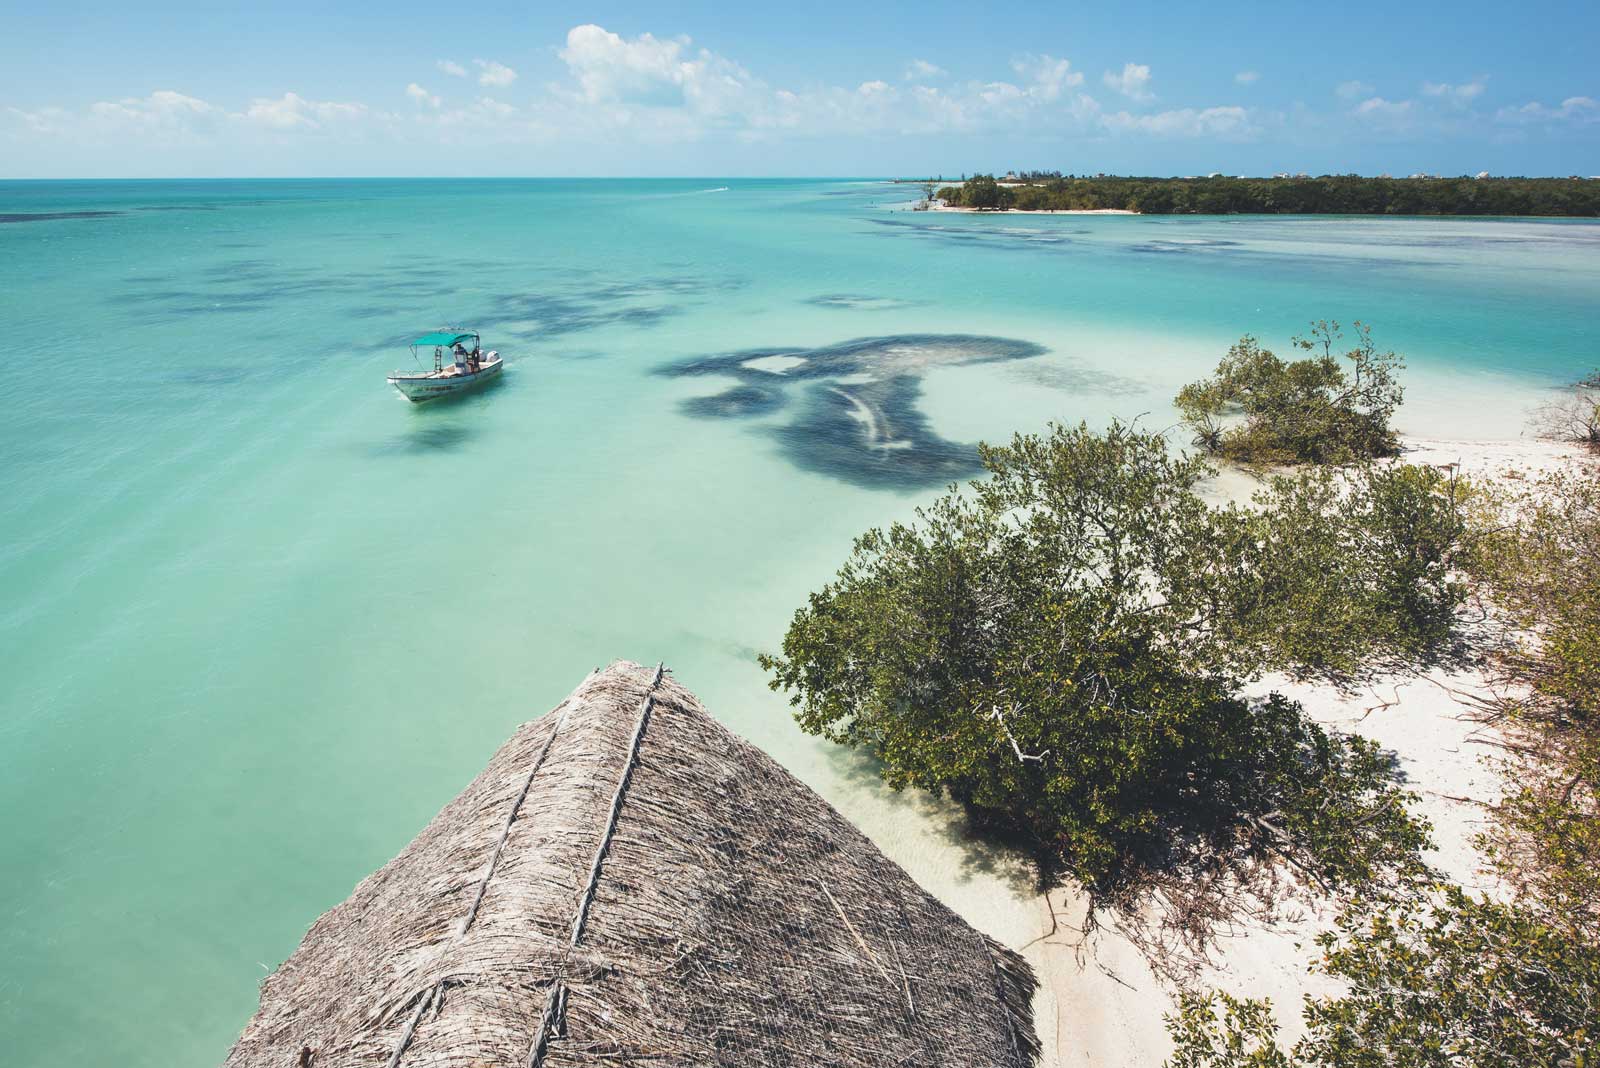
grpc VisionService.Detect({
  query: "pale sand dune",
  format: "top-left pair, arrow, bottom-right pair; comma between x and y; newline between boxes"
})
1023,436 -> 1593,1067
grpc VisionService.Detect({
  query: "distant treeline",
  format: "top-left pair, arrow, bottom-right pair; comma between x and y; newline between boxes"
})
935,174 -> 1600,216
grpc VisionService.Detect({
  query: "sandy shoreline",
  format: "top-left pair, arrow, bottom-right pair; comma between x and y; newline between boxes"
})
927,204 -> 1139,215
1022,434 -> 1593,1067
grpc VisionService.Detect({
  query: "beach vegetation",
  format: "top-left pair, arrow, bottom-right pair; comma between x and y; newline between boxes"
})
1470,465 -> 1600,932
933,174 -> 1600,217
762,421 -> 1453,967
1166,460 -> 1600,1067
1166,885 -> 1600,1068
1200,461 -> 1472,680
1175,322 -> 1403,465
1530,370 -> 1600,451
961,173 -> 1008,209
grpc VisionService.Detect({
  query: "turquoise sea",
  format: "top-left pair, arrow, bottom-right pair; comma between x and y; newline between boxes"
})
2,179 -> 1598,1066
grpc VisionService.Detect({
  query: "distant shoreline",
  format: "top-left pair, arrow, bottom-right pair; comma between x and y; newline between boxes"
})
928,203 -> 1138,216
929,173 -> 1600,217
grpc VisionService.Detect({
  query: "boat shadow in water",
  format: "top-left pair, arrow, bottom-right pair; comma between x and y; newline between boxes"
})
372,422 -> 478,456
370,372 -> 508,457
656,334 -> 1048,491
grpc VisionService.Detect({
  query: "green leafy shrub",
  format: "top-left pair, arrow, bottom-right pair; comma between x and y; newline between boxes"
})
1198,463 -> 1473,681
1176,322 -> 1403,465
762,422 -> 1436,952
1472,466 -> 1600,933
1166,887 -> 1600,1067
1166,992 -> 1290,1068
1530,371 -> 1600,451
1166,462 -> 1600,1068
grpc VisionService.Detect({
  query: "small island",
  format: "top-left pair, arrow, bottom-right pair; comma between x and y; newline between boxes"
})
930,172 -> 1600,216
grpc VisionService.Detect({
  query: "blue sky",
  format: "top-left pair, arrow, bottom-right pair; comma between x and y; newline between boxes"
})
2,0 -> 1596,177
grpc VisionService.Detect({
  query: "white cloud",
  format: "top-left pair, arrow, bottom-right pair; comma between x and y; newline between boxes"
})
1009,54 -> 1083,101
474,59 -> 518,89
1335,80 -> 1374,100
1103,104 -> 1253,138
245,92 -> 367,129
0,24 -> 1328,163
6,90 -> 260,146
6,105 -> 72,133
1355,96 -> 1409,115
1234,70 -> 1260,85
1422,76 -> 1487,104
426,95 -> 530,134
405,83 -> 441,109
556,24 -> 768,128
560,25 -> 702,104
1352,96 -> 1414,127
546,32 -> 1102,144
1495,96 -> 1599,124
89,90 -> 223,127
1102,62 -> 1153,101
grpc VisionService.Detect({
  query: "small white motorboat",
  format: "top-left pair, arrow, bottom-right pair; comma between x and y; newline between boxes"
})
388,330 -> 503,402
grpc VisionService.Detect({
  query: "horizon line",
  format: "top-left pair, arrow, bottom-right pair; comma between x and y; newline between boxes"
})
5,172 -> 1598,182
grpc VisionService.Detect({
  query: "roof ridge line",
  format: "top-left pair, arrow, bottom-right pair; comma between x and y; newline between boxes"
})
528,661 -> 665,1068
382,678 -> 579,1068
569,661 -> 665,948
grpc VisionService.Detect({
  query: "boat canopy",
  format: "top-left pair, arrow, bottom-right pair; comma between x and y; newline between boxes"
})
412,331 -> 478,349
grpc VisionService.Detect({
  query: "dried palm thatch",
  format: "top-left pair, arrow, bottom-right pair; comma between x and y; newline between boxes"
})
225,660 -> 1040,1068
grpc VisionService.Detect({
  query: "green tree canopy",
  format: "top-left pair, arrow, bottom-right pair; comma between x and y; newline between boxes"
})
931,175 -> 1600,217
763,421 -> 1445,965
956,173 -> 1009,209
1200,462 -> 1471,680
1176,322 -> 1404,465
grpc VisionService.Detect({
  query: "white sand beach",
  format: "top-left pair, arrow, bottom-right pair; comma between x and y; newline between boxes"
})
1022,435 -> 1594,1067
928,204 -> 1140,215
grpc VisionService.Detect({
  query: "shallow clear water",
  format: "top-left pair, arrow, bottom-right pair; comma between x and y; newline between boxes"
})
2,179 -> 1597,1066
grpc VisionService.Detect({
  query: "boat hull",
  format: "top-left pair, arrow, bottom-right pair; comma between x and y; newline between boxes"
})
388,357 -> 503,402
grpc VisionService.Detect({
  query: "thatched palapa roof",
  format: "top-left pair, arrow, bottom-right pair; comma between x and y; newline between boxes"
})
226,660 -> 1040,1067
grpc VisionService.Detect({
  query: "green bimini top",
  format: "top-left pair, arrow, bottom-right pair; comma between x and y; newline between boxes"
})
412,331 -> 478,348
